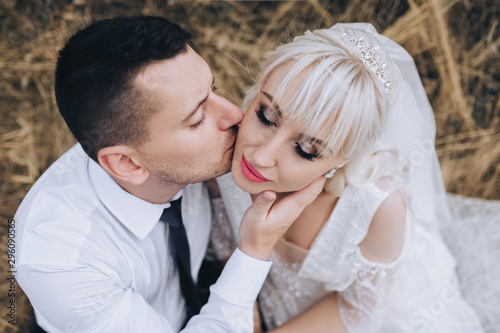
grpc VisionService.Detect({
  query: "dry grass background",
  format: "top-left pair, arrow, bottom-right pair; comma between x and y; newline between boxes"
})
0,0 -> 498,331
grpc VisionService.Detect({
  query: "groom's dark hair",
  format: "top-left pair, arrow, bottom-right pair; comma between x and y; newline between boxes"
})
55,16 -> 192,161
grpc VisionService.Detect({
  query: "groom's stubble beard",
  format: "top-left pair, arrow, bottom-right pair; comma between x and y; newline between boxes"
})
151,125 -> 238,186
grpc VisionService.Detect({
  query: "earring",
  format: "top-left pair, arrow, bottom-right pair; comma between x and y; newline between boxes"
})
324,168 -> 336,179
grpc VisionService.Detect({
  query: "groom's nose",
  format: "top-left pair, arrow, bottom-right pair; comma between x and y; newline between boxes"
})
213,94 -> 244,130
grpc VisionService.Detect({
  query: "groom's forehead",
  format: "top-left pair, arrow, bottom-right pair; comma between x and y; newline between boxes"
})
133,49 -> 213,122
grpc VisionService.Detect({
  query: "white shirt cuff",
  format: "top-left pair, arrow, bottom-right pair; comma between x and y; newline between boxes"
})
210,248 -> 272,307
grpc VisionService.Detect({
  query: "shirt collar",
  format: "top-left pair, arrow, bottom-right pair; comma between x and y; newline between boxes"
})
88,159 -> 183,240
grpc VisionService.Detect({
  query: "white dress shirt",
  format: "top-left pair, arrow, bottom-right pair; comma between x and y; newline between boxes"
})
15,144 -> 271,332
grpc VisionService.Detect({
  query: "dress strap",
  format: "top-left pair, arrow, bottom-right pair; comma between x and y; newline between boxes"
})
298,180 -> 395,284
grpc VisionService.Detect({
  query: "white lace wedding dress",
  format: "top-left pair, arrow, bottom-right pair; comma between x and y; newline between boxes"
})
213,173 -> 498,333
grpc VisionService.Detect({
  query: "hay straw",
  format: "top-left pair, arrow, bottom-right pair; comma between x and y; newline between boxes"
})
0,0 -> 498,331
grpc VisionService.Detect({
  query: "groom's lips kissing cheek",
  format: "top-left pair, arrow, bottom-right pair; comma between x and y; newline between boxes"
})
241,155 -> 270,183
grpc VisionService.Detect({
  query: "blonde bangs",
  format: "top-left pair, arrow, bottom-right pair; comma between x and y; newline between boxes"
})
243,26 -> 399,195
258,39 -> 386,159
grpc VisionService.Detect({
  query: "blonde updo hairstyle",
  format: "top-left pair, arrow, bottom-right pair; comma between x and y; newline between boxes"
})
242,26 -> 402,196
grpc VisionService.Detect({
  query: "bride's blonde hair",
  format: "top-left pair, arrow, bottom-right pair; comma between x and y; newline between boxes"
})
242,26 -> 403,196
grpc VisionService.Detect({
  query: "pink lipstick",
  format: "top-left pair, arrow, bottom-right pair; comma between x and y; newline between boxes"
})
241,155 -> 270,183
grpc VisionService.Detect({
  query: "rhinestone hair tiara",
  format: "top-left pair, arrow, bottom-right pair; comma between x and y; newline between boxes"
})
342,32 -> 393,105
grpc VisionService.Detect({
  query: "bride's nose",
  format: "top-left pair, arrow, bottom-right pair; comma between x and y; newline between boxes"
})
252,140 -> 279,168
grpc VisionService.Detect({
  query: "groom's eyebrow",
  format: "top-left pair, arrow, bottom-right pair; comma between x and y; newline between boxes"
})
261,91 -> 283,118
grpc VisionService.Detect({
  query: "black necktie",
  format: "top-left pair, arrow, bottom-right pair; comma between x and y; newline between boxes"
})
160,198 -> 202,324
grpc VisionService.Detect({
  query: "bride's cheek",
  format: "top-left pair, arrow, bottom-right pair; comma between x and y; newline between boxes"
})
288,178 -> 316,193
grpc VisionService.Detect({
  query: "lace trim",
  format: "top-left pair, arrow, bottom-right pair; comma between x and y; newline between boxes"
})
206,197 -> 236,260
259,250 -> 312,328
215,173 -> 252,244
337,224 -> 411,333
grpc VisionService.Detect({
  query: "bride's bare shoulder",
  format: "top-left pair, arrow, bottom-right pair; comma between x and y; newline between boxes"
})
359,187 -> 406,264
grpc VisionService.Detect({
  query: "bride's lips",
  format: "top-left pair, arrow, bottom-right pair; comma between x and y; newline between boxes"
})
241,155 -> 270,183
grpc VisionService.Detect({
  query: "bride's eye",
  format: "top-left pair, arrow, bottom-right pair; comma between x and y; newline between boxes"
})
255,105 -> 278,127
294,142 -> 319,161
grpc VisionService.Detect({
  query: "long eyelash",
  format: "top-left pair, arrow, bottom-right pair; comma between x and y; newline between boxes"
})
255,105 -> 277,127
294,143 -> 317,161
190,113 -> 206,129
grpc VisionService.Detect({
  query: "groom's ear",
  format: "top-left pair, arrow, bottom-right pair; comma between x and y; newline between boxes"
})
97,145 -> 150,185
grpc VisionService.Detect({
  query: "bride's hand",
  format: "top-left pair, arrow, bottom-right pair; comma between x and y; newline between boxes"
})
238,176 -> 326,261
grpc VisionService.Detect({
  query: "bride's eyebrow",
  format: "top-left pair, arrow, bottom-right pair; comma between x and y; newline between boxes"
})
300,134 -> 326,148
299,134 -> 333,154
261,91 -> 283,119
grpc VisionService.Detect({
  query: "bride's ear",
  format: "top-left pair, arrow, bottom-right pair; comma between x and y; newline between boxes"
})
97,146 -> 150,185
337,158 -> 350,169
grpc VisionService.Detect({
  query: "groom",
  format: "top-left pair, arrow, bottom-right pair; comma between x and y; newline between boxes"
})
14,16 -> 324,333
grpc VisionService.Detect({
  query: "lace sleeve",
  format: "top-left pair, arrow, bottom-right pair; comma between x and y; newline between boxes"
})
337,245 -> 406,333
205,197 -> 237,262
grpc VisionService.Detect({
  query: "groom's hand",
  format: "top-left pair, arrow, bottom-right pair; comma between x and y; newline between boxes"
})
238,176 -> 326,261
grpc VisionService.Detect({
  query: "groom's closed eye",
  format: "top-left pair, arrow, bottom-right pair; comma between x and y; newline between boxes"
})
189,111 -> 206,129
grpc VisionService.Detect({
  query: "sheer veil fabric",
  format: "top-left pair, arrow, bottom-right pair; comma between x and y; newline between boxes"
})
342,24 -> 499,331
335,23 -> 452,230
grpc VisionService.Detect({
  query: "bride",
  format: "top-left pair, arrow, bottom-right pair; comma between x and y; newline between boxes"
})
213,23 -> 488,332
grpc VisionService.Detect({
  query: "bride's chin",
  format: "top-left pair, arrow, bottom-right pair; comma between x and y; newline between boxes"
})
230,170 -> 308,195
231,172 -> 268,195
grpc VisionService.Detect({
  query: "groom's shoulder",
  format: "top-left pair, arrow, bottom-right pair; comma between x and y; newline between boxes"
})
16,144 -> 95,213
14,144 -> 100,260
